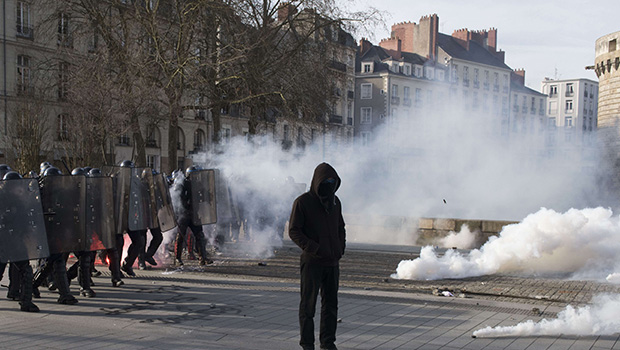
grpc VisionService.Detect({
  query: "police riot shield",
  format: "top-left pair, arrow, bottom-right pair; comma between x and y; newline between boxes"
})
141,169 -> 159,229
189,169 -> 217,225
0,178 -> 50,262
85,176 -> 115,250
215,169 -> 233,221
152,173 -> 177,232
40,175 -> 86,254
128,167 -> 153,231
105,166 -> 131,234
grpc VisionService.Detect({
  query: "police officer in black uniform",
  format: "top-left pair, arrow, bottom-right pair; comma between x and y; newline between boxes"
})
174,166 -> 213,266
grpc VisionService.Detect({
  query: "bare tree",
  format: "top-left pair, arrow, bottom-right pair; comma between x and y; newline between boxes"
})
8,100 -> 50,174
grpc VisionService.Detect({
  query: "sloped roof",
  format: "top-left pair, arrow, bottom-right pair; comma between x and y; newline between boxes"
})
511,81 -> 546,97
437,33 -> 511,70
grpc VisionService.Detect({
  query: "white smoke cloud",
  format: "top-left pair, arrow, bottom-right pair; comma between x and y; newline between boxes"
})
437,224 -> 477,249
473,294 -> 620,337
393,207 -> 620,280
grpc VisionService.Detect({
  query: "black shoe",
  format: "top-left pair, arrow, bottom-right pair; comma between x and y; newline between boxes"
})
302,346 -> 315,350
91,269 -> 102,277
121,264 -> 136,277
32,287 -> 40,299
19,302 -> 40,312
175,258 -> 184,266
112,279 -> 124,287
319,346 -> 338,350
138,261 -> 146,270
57,294 -> 78,305
199,258 -> 213,266
47,281 -> 57,291
145,256 -> 157,266
7,292 -> 19,301
80,288 -> 96,298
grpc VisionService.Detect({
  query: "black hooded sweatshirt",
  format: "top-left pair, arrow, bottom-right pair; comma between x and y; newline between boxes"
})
289,163 -> 346,266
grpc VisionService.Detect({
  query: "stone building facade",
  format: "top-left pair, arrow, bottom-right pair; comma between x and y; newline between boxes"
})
595,31 -> 620,151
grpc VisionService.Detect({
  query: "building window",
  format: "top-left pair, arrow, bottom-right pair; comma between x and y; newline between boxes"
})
360,131 -> 371,146
415,88 -> 422,108
57,12 -> 72,47
549,101 -> 557,114
566,100 -> 573,112
283,124 -> 289,142
462,66 -> 469,86
565,116 -> 573,127
177,127 -> 185,150
146,126 -> 160,147
424,67 -> 434,80
193,129 -> 205,150
539,99 -> 545,115
483,70 -> 489,90
548,117 -> 556,128
360,107 -> 372,124
549,85 -> 557,97
502,74 -> 509,93
493,72 -> 499,92
297,127 -> 304,148
146,155 -> 159,170
610,39 -> 617,53
415,66 -> 422,77
391,84 -> 398,97
57,114 -> 68,140
451,64 -> 458,83
473,68 -> 479,88
58,62 -> 69,101
311,129 -> 317,143
566,83 -> 574,96
363,63 -> 372,73
221,126 -> 231,144
118,133 -> 130,146
360,83 -> 372,99
16,55 -> 31,95
16,2 -> 33,38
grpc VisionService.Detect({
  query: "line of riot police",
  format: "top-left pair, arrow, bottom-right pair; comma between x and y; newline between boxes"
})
0,161 -> 218,312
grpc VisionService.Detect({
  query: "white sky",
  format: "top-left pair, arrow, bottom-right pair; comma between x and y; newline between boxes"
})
355,0 -> 619,90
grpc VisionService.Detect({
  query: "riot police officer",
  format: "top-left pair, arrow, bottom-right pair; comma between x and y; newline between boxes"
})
1,171 -> 40,312
174,166 -> 213,266
32,166 -> 79,305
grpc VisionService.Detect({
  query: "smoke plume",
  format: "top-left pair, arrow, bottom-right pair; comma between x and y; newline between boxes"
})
473,294 -> 620,337
393,207 -> 620,280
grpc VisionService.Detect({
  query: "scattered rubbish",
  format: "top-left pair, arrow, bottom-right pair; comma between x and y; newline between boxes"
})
534,295 -> 549,300
458,293 -> 467,298
441,291 -> 454,297
452,247 -> 457,250
337,318 -> 342,323
532,307 -> 541,315
443,199 -> 447,204
471,335 -> 477,339
364,287 -> 372,290
210,303 -> 216,309
383,278 -> 389,283
258,262 -> 267,266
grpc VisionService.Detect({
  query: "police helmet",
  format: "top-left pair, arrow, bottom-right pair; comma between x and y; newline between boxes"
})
2,171 -> 22,180
27,171 -> 38,179
83,166 -> 92,174
185,165 -> 200,177
71,167 -> 86,176
119,160 -> 135,168
43,167 -> 63,176
88,168 -> 103,177
0,164 -> 11,172
39,161 -> 51,169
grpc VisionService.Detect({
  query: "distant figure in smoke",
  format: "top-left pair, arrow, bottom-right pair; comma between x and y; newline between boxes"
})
174,166 -> 213,266
289,163 -> 346,350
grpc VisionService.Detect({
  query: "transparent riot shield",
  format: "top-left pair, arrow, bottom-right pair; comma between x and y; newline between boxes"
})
0,178 -> 50,262
189,169 -> 217,225
85,176 -> 115,250
127,167 -> 152,231
40,175 -> 86,254
141,169 -> 159,229
105,166 -> 131,234
152,173 -> 177,232
215,169 -> 233,221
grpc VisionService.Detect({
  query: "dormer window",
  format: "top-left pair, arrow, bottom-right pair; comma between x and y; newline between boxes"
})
403,64 -> 411,76
363,62 -> 372,73
415,66 -> 422,77
424,67 -> 434,80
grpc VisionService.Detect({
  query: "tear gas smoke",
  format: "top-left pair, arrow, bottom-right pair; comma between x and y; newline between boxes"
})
186,104 -> 607,257
393,207 -> 620,281
437,224 -> 476,249
473,294 -> 620,338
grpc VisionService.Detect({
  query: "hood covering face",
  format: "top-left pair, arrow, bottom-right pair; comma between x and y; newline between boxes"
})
310,163 -> 341,213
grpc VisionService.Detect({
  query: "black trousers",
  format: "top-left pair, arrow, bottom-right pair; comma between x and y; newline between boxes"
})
176,220 -> 209,260
124,229 -> 147,267
140,227 -> 163,261
106,234 -> 125,280
299,262 -> 339,349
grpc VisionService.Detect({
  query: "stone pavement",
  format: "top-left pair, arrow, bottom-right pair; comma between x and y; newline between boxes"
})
1,267 -> 620,350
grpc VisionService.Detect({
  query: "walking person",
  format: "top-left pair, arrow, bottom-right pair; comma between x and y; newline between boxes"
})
289,163 -> 346,350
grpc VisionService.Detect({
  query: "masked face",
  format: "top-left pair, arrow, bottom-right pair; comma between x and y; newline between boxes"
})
318,178 -> 336,197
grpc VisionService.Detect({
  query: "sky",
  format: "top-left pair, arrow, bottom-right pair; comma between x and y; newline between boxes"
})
354,0 -> 619,90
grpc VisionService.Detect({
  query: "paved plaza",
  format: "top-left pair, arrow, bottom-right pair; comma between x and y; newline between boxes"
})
1,259 -> 620,350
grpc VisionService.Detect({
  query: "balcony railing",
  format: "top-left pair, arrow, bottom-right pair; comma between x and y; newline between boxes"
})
330,60 -> 347,73
565,91 -> 574,97
145,139 -> 158,148
16,24 -> 33,39
329,114 -> 343,124
347,117 -> 353,126
391,96 -> 400,105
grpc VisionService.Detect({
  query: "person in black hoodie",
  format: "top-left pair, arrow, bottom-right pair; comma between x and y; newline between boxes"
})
289,163 -> 346,350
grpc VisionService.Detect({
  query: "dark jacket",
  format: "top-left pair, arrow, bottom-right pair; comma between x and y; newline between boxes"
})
289,163 -> 346,266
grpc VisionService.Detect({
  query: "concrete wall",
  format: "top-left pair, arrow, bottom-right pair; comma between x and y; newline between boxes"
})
344,213 -> 517,248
